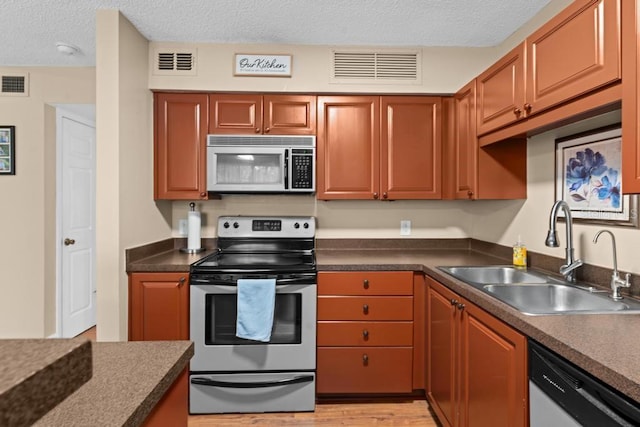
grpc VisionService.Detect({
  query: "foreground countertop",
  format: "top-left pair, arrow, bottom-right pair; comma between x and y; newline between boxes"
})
35,340 -> 193,427
126,241 -> 640,404
0,338 -> 92,426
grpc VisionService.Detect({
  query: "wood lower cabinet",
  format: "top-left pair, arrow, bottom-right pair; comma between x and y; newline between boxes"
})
129,272 -> 189,341
154,92 -> 209,200
317,96 -> 442,200
209,93 -> 316,135
316,271 -> 420,394
426,276 -> 527,427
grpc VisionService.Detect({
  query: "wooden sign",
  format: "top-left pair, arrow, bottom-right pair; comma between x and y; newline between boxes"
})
234,54 -> 292,77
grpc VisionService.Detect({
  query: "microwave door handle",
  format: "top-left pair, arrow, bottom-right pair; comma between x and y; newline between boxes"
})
284,149 -> 289,190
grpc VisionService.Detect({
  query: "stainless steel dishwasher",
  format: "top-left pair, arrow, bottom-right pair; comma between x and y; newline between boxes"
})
529,339 -> 640,427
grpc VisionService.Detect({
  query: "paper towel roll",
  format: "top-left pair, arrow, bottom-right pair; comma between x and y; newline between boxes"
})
187,210 -> 201,250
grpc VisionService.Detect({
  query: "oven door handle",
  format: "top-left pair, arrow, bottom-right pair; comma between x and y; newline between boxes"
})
190,375 -> 314,389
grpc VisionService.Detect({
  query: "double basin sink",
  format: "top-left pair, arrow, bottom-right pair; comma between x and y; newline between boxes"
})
438,266 -> 640,315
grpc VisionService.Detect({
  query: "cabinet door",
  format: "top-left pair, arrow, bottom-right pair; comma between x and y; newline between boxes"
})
452,81 -> 478,200
622,0 -> 640,193
154,93 -> 208,200
317,96 -> 380,200
381,96 -> 442,200
476,43 -> 526,136
459,300 -> 527,427
264,95 -> 316,135
426,278 -> 458,427
129,272 -> 189,341
209,94 -> 263,134
526,0 -> 620,116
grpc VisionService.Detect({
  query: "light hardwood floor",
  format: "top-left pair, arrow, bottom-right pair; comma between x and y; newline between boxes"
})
78,328 -> 438,426
188,400 -> 439,426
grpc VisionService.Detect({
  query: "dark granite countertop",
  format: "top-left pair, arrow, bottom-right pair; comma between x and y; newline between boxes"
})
35,340 -> 193,427
125,239 -> 640,404
0,338 -> 92,426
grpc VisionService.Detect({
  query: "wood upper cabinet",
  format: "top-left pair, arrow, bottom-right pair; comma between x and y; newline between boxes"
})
317,96 -> 380,200
209,94 -> 316,135
449,81 -> 477,200
477,0 -> 620,137
129,272 -> 189,341
154,92 -> 208,200
381,96 -> 442,199
526,0 -> 620,117
476,43 -> 526,135
426,277 -> 528,427
317,95 -> 442,200
622,0 -> 640,193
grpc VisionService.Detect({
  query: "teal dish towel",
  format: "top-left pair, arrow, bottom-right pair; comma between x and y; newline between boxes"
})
236,278 -> 276,342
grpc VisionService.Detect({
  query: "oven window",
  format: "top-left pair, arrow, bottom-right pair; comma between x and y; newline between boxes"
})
204,294 -> 302,345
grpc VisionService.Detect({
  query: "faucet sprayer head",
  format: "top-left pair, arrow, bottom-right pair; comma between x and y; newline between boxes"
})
545,230 -> 559,247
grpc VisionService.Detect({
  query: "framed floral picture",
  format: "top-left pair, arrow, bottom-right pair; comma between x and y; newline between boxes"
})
0,126 -> 15,175
554,124 -> 638,227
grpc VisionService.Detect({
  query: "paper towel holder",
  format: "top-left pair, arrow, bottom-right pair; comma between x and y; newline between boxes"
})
180,247 -> 205,254
180,202 -> 205,254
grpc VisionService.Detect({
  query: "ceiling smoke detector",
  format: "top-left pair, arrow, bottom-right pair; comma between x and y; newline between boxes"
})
56,42 -> 81,56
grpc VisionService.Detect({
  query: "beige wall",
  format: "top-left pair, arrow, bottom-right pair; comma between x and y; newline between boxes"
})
0,67 -> 95,338
96,10 -> 171,342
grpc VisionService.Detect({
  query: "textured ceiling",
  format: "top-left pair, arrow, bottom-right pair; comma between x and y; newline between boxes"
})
2,0 -> 551,67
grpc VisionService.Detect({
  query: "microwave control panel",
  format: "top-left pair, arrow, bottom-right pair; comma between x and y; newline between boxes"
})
290,149 -> 314,190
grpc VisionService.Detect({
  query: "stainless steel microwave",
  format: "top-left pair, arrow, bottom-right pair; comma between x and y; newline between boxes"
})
206,135 -> 315,193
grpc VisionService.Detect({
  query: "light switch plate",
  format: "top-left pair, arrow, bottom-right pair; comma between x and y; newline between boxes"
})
178,219 -> 188,236
400,220 -> 411,236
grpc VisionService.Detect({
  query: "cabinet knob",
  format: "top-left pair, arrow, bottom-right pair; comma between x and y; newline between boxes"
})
178,277 -> 186,287
363,354 -> 369,365
199,192 -> 206,198
450,299 -> 458,306
373,192 -> 379,200
363,304 -> 369,314
467,190 -> 474,199
255,128 -> 260,133
524,103 -> 532,114
382,192 -> 388,199
513,107 -> 522,116
362,329 -> 369,340
264,127 -> 270,133
363,279 -> 369,289
457,302 -> 466,310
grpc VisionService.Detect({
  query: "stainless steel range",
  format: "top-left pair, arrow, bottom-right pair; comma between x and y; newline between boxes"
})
189,216 -> 317,414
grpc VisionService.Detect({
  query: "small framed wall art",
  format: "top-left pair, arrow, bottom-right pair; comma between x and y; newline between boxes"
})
234,54 -> 292,77
554,123 -> 638,227
0,126 -> 15,175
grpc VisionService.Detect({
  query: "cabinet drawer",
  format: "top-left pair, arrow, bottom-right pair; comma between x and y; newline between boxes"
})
317,296 -> 413,321
317,321 -> 413,346
317,347 -> 413,394
318,271 -> 413,295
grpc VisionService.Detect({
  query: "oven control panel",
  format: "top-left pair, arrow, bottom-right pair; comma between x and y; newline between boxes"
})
218,216 -> 315,238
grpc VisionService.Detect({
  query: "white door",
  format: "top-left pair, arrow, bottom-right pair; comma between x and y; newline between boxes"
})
59,111 -> 96,338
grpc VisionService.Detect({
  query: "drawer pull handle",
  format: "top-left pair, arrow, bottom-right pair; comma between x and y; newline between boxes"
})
363,279 -> 369,289
362,329 -> 369,339
363,354 -> 369,365
362,304 -> 369,314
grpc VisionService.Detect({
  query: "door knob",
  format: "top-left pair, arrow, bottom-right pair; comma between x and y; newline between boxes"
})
64,238 -> 76,246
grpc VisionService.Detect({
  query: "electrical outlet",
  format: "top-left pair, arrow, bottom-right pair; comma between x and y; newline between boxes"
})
178,219 -> 188,236
400,220 -> 411,236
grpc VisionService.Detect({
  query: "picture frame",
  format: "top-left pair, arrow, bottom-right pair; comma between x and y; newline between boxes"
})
0,126 -> 15,175
234,54 -> 292,77
554,123 -> 638,227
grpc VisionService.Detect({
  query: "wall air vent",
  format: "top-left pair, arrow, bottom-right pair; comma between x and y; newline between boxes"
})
1,74 -> 28,96
153,49 -> 197,76
331,50 -> 421,84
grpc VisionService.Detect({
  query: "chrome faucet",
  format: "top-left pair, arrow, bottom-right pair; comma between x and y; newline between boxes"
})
593,230 -> 631,301
545,200 -> 583,282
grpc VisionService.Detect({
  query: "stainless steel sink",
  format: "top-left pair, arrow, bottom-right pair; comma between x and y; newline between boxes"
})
483,284 -> 640,315
438,265 -> 640,315
438,266 -> 554,286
